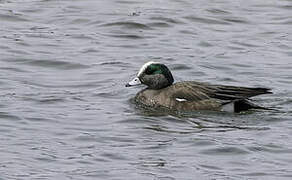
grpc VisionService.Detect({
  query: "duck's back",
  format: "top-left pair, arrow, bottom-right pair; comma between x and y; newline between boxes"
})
135,81 -> 271,112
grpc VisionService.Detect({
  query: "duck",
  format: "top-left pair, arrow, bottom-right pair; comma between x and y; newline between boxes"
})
126,61 -> 272,113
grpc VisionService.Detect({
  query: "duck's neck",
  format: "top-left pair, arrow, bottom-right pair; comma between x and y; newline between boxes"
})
142,74 -> 173,89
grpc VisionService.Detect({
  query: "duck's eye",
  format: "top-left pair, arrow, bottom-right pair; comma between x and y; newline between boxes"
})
145,64 -> 162,75
145,66 -> 156,75
135,79 -> 137,81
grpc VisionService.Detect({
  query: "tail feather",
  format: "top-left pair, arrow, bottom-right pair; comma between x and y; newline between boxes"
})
213,86 -> 272,100
222,99 -> 270,113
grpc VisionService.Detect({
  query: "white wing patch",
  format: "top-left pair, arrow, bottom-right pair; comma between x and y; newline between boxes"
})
137,61 -> 159,77
221,102 -> 235,112
176,98 -> 188,102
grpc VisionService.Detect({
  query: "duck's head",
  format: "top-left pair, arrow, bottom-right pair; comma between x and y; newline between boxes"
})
126,61 -> 174,89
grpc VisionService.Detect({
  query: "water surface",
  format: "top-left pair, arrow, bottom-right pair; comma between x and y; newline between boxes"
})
0,0 -> 292,179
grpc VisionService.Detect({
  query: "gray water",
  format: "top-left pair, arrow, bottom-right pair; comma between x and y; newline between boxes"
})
0,0 -> 292,179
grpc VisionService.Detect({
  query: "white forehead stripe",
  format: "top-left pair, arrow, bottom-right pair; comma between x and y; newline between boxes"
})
137,61 -> 159,77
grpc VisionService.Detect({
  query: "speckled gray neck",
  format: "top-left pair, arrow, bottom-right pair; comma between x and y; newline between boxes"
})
140,74 -> 172,89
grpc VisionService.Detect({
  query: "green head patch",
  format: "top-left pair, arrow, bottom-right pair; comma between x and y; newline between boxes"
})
144,63 -> 174,84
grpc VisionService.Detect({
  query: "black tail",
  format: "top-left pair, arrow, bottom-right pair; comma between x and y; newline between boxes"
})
234,99 -> 270,113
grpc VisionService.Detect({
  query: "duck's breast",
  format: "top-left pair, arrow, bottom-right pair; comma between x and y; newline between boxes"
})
135,88 -> 222,111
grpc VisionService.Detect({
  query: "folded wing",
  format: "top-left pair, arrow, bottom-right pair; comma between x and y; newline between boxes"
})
171,81 -> 272,101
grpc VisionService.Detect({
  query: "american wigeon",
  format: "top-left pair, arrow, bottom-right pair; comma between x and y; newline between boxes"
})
126,61 -> 272,113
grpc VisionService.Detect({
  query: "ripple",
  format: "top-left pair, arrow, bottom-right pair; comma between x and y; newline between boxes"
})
199,164 -> 222,170
7,49 -> 31,55
0,68 -> 30,76
36,97 -> 66,104
247,144 -> 292,154
98,61 -> 129,66
206,8 -> 231,15
104,33 -> 145,39
0,112 -> 21,121
201,146 -> 250,155
197,41 -> 213,47
25,117 -> 59,123
136,157 -> 167,167
184,15 -> 230,25
278,5 -> 292,10
0,13 -> 29,22
94,92 -> 120,99
222,17 -> 249,24
241,171 -> 272,177
230,40 -> 261,48
100,152 -> 128,161
68,34 -> 95,40
4,58 -> 90,70
68,18 -> 91,25
149,16 -> 185,24
147,22 -> 172,28
115,0 -> 143,4
0,45 -> 10,50
100,21 -> 152,30
171,64 -> 193,70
